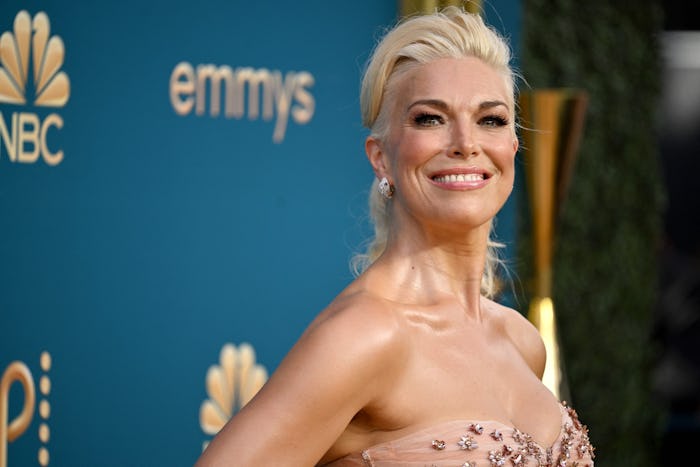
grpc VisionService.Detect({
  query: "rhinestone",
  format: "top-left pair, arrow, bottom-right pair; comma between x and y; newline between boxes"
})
458,435 -> 479,450
488,449 -> 506,466
431,439 -> 446,450
469,423 -> 484,435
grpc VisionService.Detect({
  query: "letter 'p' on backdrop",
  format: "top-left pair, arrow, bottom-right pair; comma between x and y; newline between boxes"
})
0,1 -> 519,465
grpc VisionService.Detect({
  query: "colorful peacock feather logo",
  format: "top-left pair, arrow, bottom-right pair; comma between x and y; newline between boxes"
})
199,342 -> 268,447
0,10 -> 70,107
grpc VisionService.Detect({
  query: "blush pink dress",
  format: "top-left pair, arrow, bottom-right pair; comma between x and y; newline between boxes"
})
322,402 -> 594,466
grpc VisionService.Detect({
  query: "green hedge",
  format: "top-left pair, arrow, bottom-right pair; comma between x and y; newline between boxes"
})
517,1 -> 665,465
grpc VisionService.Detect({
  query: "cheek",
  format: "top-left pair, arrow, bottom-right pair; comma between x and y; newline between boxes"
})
493,140 -> 517,170
490,141 -> 516,193
390,129 -> 442,171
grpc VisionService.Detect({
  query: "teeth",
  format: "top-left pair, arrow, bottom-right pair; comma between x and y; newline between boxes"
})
433,173 -> 484,183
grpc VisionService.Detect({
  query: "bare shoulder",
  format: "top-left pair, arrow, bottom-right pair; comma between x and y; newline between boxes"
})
196,288 -> 409,466
486,298 -> 546,379
269,289 -> 411,423
302,288 -> 411,369
307,289 -> 405,339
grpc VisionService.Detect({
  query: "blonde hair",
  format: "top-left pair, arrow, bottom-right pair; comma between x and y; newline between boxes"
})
352,6 -> 516,298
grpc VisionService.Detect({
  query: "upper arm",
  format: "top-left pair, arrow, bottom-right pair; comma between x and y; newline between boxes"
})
504,307 -> 546,380
526,326 -> 547,380
195,302 -> 404,467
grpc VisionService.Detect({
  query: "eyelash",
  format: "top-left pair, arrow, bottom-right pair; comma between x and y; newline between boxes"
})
413,112 -> 444,126
480,115 -> 509,127
412,113 -> 510,127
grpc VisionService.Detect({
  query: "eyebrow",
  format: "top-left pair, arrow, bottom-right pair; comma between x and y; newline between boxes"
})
406,99 -> 510,112
479,100 -> 509,110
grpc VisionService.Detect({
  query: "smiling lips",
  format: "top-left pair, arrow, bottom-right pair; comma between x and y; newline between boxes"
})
430,169 -> 491,188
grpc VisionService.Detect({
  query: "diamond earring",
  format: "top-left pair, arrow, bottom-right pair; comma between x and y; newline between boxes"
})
378,177 -> 394,199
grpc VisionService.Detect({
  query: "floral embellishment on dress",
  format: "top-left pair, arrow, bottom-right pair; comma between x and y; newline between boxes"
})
359,402 -> 595,467
511,452 -> 524,465
577,438 -> 592,458
458,435 -> 479,450
408,404 -> 596,467
431,439 -> 446,450
556,402 -> 595,464
512,428 -> 527,444
469,423 -> 485,435
488,448 -> 507,466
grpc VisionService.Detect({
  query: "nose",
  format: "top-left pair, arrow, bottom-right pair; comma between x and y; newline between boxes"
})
448,121 -> 479,158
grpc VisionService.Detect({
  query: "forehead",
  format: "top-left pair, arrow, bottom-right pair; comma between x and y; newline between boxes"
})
390,57 -> 512,109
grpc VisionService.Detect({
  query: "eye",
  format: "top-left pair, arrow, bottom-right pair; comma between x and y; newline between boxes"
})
480,115 -> 509,127
413,112 -> 445,127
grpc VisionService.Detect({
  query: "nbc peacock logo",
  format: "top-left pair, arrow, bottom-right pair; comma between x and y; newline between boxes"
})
199,342 -> 268,451
0,10 -> 69,166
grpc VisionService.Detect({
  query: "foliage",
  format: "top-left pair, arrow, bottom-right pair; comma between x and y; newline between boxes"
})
517,1 -> 666,465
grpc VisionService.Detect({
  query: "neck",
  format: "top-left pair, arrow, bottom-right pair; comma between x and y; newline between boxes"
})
372,218 -> 492,317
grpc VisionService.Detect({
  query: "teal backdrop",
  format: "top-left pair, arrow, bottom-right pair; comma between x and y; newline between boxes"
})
0,1 -> 520,465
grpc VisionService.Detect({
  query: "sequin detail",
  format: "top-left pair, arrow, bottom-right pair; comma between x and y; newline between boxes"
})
444,402 -> 594,467
360,450 -> 371,464
458,435 -> 479,450
488,448 -> 506,466
325,402 -> 595,467
469,423 -> 485,435
432,439 -> 446,450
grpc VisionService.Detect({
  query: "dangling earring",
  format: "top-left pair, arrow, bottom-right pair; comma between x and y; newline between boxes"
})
378,177 -> 394,199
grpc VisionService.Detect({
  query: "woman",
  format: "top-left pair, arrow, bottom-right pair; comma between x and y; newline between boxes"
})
196,6 -> 595,466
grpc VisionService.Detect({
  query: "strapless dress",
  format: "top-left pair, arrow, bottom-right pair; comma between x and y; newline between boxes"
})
323,401 -> 594,466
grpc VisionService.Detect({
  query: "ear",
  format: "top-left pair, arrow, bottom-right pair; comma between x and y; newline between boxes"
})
512,136 -> 519,154
365,136 -> 390,180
